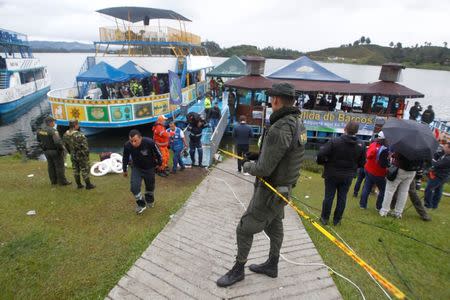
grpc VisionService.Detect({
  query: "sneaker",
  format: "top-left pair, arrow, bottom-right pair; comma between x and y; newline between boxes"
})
243,172 -> 250,176
135,205 -> 147,215
198,164 -> 205,168
359,206 -> 367,210
393,214 -> 402,219
379,211 -> 388,217
146,202 -> 155,208
333,220 -> 341,226
180,166 -> 185,171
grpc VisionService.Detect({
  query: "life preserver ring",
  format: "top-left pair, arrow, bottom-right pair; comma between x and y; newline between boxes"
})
90,153 -> 123,176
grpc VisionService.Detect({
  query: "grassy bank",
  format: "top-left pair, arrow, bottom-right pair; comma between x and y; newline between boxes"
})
293,167 -> 450,300
0,155 -> 206,299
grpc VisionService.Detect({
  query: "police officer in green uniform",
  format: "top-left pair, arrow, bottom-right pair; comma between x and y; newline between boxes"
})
37,116 -> 71,186
217,82 -> 306,287
63,119 -> 95,189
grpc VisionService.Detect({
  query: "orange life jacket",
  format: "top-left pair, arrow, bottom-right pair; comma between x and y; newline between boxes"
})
152,124 -> 170,147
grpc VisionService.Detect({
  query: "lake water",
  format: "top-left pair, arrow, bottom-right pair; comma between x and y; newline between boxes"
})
1,53 -> 450,156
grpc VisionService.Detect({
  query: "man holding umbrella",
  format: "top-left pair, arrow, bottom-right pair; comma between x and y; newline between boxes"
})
380,119 -> 440,215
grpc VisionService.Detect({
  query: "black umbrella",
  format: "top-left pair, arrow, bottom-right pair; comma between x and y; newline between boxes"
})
382,119 -> 439,161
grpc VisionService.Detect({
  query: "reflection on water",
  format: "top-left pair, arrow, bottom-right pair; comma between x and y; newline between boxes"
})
0,95 -> 50,157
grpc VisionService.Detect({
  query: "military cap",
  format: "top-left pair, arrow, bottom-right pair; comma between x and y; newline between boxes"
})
267,82 -> 296,97
68,119 -> 78,128
44,115 -> 56,124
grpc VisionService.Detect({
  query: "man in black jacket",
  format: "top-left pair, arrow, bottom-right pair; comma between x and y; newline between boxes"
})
317,121 -> 365,225
424,142 -> 450,209
123,129 -> 162,214
408,101 -> 422,120
421,105 -> 435,124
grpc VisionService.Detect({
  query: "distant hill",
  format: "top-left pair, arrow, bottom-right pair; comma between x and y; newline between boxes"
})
307,44 -> 450,71
29,41 -> 95,53
202,41 -> 450,71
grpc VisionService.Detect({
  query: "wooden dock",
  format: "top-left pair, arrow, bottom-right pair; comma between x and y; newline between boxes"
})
107,158 -> 341,299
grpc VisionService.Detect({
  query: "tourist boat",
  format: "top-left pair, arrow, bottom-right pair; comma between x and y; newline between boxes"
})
0,28 -> 50,117
222,56 -> 425,141
47,7 -> 213,134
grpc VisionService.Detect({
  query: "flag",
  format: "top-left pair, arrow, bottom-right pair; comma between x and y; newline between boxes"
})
169,70 -> 182,105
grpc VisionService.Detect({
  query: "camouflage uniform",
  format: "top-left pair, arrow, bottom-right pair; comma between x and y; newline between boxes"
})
63,129 -> 91,182
37,123 -> 70,185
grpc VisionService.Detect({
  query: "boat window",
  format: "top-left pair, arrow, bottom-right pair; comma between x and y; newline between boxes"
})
238,90 -> 252,105
34,68 -> 45,80
254,90 -> 267,106
371,96 -> 389,113
19,70 -> 35,84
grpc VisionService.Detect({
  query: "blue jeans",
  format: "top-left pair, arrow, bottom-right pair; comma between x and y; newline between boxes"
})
360,170 -> 386,209
424,177 -> 444,208
321,177 -> 353,223
189,140 -> 203,166
210,118 -> 219,133
172,148 -> 185,171
353,168 -> 366,196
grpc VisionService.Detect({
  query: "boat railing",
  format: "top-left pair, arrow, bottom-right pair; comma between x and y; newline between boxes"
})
208,104 -> 230,165
0,28 -> 28,46
98,26 -> 201,45
48,87 -> 80,99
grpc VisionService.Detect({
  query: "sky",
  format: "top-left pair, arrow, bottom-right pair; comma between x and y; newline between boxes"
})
1,0 -> 449,51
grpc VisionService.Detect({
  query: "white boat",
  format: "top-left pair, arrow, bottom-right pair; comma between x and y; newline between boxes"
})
47,7 -> 213,134
0,28 -> 51,116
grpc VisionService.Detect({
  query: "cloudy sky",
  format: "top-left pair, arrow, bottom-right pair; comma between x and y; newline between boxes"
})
1,0 -> 449,51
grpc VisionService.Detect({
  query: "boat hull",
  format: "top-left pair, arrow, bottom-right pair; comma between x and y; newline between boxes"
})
0,86 -> 50,114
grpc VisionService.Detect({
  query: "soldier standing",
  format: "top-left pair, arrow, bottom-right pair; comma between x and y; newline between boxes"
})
36,116 -> 71,186
63,120 -> 95,189
217,83 -> 306,287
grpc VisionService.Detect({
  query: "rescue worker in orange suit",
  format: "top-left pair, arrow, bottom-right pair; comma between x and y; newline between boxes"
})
152,115 -> 174,177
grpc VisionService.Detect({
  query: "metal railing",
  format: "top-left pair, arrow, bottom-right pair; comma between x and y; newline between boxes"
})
208,105 -> 230,165
98,26 -> 201,45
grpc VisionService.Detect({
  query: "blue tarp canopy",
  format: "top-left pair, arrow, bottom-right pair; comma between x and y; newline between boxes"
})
76,61 -> 131,83
118,60 -> 151,79
268,56 -> 349,82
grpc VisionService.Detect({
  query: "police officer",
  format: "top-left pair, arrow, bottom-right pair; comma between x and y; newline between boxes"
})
217,83 -> 305,287
36,116 -> 71,186
63,119 -> 95,189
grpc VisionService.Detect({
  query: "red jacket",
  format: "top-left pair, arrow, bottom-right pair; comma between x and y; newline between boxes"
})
364,141 -> 388,177
152,124 -> 172,147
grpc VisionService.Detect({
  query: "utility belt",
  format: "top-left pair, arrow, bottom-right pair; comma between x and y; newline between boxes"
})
189,133 -> 202,138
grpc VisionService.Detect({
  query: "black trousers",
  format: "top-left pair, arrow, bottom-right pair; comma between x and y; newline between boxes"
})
44,150 -> 68,185
321,176 -> 353,223
236,144 -> 249,172
130,167 -> 155,207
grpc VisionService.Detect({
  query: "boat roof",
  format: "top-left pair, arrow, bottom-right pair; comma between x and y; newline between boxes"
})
268,56 -> 350,82
76,61 -> 131,84
224,75 -> 274,90
225,76 -> 424,98
96,7 -> 191,22
118,60 -> 151,79
207,55 -> 247,78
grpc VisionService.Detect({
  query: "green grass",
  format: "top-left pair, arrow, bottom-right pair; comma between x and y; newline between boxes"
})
293,169 -> 450,300
0,155 -> 205,299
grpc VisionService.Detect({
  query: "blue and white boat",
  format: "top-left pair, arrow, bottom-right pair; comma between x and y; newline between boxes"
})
0,28 -> 51,115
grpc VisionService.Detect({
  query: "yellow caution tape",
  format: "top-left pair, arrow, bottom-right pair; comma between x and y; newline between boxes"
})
218,148 -> 407,300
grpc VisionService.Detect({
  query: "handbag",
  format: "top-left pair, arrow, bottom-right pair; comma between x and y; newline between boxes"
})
386,165 -> 399,181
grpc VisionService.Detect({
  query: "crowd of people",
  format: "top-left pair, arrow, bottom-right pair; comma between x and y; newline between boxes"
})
36,81 -> 448,289
317,125 -> 450,225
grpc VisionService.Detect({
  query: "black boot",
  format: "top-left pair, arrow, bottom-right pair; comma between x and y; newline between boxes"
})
85,178 -> 96,190
75,175 -> 84,189
249,255 -> 279,278
216,261 -> 245,287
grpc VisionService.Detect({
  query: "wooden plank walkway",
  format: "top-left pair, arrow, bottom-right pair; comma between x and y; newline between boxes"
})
107,159 -> 342,299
